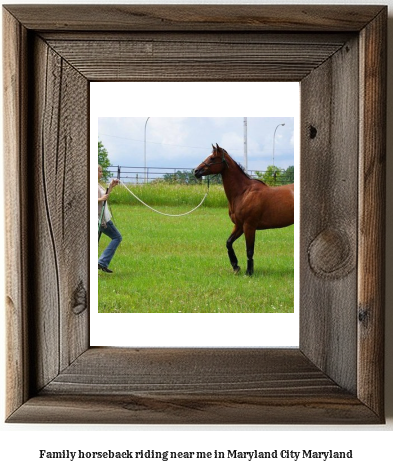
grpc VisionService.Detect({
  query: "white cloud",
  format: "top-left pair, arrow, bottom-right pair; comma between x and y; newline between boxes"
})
98,116 -> 295,172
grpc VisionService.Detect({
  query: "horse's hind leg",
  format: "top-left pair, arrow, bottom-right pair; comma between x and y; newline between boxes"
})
226,225 -> 243,273
244,225 -> 256,276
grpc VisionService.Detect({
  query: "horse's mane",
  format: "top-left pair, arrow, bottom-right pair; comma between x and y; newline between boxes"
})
222,148 -> 267,185
235,160 -> 252,178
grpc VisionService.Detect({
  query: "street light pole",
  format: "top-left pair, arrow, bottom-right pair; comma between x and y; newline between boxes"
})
273,123 -> 285,169
144,117 -> 150,183
244,117 -> 248,172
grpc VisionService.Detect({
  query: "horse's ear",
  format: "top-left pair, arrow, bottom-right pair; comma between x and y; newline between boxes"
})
212,144 -> 216,151
216,143 -> 221,150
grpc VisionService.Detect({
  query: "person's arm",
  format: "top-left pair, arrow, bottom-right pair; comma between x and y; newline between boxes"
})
98,193 -> 108,202
108,178 -> 120,193
98,186 -> 109,202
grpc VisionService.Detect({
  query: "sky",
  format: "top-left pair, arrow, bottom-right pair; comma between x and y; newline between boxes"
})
92,82 -> 299,180
98,116 -> 295,175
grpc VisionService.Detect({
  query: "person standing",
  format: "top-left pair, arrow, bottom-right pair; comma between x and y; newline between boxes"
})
98,165 -> 122,273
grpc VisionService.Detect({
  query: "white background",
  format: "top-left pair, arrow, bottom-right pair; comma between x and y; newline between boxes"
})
1,1 -> 392,473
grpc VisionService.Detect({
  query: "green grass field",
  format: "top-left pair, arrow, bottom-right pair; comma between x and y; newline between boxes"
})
98,184 -> 294,313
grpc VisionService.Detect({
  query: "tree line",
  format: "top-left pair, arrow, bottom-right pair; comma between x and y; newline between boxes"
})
99,140 -> 294,186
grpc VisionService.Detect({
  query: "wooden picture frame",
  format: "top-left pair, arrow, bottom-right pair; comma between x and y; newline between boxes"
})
3,5 -> 386,424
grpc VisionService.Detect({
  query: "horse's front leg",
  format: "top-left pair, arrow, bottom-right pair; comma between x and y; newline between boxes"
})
226,225 -> 243,274
244,225 -> 256,276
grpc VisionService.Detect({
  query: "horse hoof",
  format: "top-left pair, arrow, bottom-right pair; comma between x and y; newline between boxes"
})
246,270 -> 253,277
233,266 -> 241,274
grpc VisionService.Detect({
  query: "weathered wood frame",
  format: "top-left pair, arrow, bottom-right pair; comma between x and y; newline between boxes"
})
3,5 -> 386,424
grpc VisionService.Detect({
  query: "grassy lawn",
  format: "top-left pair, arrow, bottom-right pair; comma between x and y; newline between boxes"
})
98,186 -> 294,313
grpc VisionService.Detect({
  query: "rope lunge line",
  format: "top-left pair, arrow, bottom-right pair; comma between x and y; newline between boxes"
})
119,179 -> 209,217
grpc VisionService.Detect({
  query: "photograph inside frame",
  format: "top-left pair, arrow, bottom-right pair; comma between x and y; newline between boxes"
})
91,83 -> 300,347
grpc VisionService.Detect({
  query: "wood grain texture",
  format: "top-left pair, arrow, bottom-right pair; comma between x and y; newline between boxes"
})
3,9 -> 30,417
40,31 -> 354,43
3,4 -> 384,32
300,36 -> 359,394
29,36 -> 90,389
358,9 -> 387,417
3,5 -> 386,424
45,35 -> 349,82
9,392 -> 378,425
7,348 -> 379,424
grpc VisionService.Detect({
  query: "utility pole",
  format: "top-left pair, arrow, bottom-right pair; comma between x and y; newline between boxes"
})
273,123 -> 285,168
244,117 -> 248,172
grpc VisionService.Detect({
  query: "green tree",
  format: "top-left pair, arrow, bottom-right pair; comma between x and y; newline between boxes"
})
161,169 -> 221,185
282,165 -> 294,184
255,165 -> 283,186
163,170 -> 199,184
98,140 -> 112,182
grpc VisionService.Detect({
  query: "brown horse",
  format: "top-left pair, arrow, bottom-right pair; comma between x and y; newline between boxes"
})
194,144 -> 294,275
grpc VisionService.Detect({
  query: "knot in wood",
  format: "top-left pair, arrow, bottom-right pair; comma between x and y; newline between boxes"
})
358,307 -> 370,326
73,281 -> 87,315
309,125 -> 317,139
308,228 -> 355,279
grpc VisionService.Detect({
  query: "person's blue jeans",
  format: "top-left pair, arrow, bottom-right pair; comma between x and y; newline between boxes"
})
98,220 -> 122,268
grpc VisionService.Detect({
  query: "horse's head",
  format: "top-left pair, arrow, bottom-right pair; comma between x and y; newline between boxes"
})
194,144 -> 228,179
